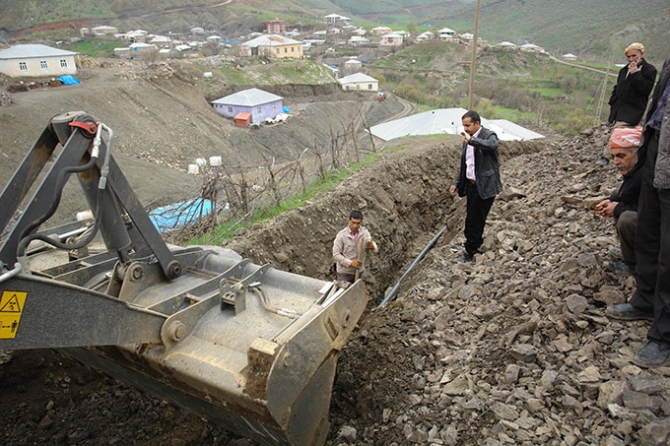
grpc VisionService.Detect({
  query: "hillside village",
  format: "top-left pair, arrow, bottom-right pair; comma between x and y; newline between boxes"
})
0,12 -> 574,83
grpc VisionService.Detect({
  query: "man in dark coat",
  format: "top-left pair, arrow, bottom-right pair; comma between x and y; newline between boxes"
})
598,42 -> 657,165
594,127 -> 643,272
449,110 -> 503,262
606,47 -> 670,367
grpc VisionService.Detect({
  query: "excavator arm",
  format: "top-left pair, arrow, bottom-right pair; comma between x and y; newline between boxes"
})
0,112 -> 368,446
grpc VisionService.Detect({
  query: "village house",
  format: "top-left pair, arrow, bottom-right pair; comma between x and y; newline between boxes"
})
239,34 -> 303,59
211,88 -> 284,125
348,36 -> 370,46
338,72 -> 379,92
344,59 -> 363,73
380,32 -> 404,47
438,27 -> 457,42
371,26 -> 393,35
459,32 -> 474,42
324,14 -> 351,25
415,31 -> 435,42
266,19 -> 286,34
496,41 -> 518,51
91,25 -> 118,37
520,43 -> 544,53
0,44 -> 78,78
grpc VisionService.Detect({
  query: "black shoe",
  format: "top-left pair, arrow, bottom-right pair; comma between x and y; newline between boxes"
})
606,303 -> 654,321
607,261 -> 632,273
634,340 -> 670,368
596,157 -> 609,166
452,252 -> 474,263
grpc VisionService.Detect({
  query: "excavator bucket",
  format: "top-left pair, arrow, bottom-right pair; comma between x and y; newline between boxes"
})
0,112 -> 368,446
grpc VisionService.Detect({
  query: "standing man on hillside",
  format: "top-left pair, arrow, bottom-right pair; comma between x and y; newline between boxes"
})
449,110 -> 503,263
598,43 -> 657,165
606,45 -> 670,367
332,210 -> 378,288
594,126 -> 643,273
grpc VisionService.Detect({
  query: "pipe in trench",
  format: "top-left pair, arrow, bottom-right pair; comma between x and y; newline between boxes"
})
377,224 -> 449,307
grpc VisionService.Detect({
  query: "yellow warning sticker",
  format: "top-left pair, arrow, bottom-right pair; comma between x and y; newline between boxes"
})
0,291 -> 27,339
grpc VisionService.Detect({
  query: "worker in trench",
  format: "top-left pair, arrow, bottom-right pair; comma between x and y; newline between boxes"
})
332,210 -> 378,289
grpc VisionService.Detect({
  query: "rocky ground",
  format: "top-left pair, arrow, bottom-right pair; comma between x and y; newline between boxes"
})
1,59 -> 669,445
2,121 -> 669,445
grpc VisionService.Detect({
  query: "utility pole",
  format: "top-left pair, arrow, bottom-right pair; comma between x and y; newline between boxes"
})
467,0 -> 482,110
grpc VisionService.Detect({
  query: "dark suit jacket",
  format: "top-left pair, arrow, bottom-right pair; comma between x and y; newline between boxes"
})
455,126 -> 503,200
608,58 -> 657,125
610,162 -> 643,218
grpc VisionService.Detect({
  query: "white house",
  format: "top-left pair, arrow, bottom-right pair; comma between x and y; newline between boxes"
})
348,36 -> 370,46
371,26 -> 393,35
240,34 -> 303,59
520,43 -> 544,53
561,53 -> 578,61
496,41 -> 517,51
0,44 -> 78,78
150,35 -> 172,47
416,31 -> 435,42
380,32 -> 404,47
92,25 -> 118,36
344,59 -> 363,72
438,27 -> 457,41
338,73 -> 378,92
129,42 -> 158,52
324,14 -> 351,25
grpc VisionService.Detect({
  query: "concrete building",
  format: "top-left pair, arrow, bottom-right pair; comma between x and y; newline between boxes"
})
266,19 -> 286,34
338,73 -> 379,92
380,32 -> 404,47
438,27 -> 457,42
0,44 -> 77,78
240,34 -> 303,59
324,14 -> 351,25
211,88 -> 284,124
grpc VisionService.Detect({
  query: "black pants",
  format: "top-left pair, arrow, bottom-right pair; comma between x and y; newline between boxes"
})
630,135 -> 670,343
464,181 -> 495,255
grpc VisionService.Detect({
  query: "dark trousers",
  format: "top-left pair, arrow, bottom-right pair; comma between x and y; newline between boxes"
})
630,135 -> 670,343
464,181 -> 495,255
615,210 -> 637,270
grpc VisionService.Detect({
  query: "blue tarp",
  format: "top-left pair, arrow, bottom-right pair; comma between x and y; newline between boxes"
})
149,198 -> 220,233
59,75 -> 80,85
282,106 -> 290,113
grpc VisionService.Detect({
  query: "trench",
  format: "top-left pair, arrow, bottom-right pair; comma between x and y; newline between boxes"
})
222,137 -> 549,307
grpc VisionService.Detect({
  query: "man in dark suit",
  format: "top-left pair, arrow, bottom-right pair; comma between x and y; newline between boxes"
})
598,42 -> 657,165
449,110 -> 503,262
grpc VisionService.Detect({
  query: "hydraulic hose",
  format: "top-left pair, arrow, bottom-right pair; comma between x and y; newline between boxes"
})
16,122 -> 113,261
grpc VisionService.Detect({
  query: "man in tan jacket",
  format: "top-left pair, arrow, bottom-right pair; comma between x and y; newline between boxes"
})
332,210 -> 378,286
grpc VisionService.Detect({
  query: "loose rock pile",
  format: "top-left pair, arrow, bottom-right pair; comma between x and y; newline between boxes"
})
330,124 -> 670,446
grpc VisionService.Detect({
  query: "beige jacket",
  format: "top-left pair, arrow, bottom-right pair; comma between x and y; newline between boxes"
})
332,226 -> 378,275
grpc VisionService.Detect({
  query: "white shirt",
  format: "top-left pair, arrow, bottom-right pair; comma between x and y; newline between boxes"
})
465,127 -> 482,180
